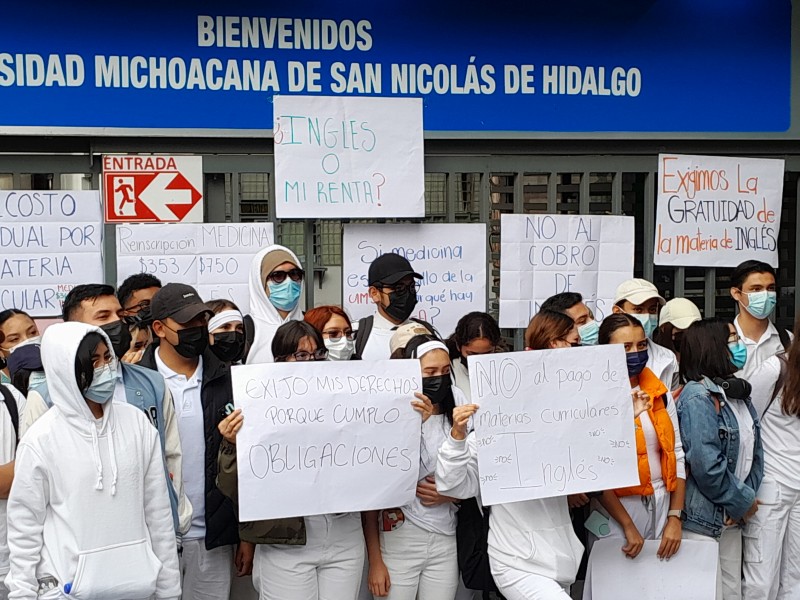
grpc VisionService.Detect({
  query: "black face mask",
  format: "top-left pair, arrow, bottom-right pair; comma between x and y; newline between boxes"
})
384,288 -> 417,323
174,325 -> 209,359
422,374 -> 453,405
712,376 -> 752,400
210,331 -> 245,364
101,320 -> 133,359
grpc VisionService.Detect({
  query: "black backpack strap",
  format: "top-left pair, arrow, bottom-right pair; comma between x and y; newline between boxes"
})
242,314 -> 256,363
355,316 -> 374,358
778,327 -> 792,352
763,352 -> 788,418
0,385 -> 19,444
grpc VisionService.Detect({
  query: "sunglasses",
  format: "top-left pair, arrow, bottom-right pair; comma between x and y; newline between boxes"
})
268,268 -> 305,284
323,330 -> 356,341
284,348 -> 329,362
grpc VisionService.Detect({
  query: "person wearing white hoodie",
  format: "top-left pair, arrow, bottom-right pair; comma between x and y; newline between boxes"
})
5,322 -> 180,600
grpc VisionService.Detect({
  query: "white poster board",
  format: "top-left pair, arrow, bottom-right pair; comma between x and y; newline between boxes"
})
499,214 -> 634,328
654,153 -> 784,267
232,359 -> 422,521
469,345 -> 638,505
343,223 -> 487,336
116,223 -> 274,313
590,539 -> 719,600
0,191 -> 103,316
274,95 -> 424,219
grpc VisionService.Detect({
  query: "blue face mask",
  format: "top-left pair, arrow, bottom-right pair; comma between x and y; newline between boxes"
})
743,291 -> 777,320
626,349 -> 649,377
578,319 -> 600,346
84,364 -> 117,404
268,280 -> 302,312
728,340 -> 748,370
630,313 -> 658,338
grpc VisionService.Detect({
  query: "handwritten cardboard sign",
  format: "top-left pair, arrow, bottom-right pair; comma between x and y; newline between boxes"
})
469,345 -> 638,505
116,223 -> 274,312
655,154 -> 785,267
343,223 -> 486,335
499,214 -> 634,328
273,95 -> 424,219
232,359 -> 422,521
0,191 -> 103,316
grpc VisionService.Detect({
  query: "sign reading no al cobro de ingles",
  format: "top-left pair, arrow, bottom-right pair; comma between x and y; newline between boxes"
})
0,0 -> 790,134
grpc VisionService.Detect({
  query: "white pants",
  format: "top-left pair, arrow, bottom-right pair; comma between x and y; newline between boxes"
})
254,513 -> 365,600
180,538 -> 233,600
684,528 -> 742,600
378,519 -> 458,600
490,561 -> 570,600
743,477 -> 800,600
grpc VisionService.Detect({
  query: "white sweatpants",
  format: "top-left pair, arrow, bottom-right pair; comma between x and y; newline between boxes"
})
180,538 -> 233,600
743,477 -> 800,600
684,527 -> 742,600
490,561 -> 570,600
378,519 -> 458,600
253,513 -> 365,600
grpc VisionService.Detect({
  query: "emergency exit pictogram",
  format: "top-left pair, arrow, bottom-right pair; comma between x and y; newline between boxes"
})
103,155 -> 204,223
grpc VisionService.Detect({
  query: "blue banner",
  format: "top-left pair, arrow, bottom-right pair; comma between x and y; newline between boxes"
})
0,0 -> 791,133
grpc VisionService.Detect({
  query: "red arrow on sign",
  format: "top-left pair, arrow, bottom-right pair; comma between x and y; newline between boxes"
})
138,172 -> 202,221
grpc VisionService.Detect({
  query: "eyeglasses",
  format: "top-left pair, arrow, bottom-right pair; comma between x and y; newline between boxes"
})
382,281 -> 417,295
284,348 -> 329,362
124,299 -> 151,314
323,330 -> 356,341
268,268 -> 305,284
728,333 -> 741,344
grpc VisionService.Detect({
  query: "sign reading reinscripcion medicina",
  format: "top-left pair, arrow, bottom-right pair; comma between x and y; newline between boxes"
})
274,95 -> 424,219
499,214 -> 634,328
655,154 -> 785,267
233,359 -> 422,521
470,345 -> 638,505
115,223 -> 274,313
0,191 -> 103,316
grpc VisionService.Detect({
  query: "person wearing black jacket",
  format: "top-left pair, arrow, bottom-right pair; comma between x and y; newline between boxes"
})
139,283 -> 239,600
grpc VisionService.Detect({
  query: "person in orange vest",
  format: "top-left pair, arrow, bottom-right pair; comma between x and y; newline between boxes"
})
582,313 -> 687,600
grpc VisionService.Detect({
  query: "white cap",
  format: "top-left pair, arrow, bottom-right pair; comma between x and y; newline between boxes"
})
659,298 -> 702,329
614,278 -> 666,307
389,322 -> 432,355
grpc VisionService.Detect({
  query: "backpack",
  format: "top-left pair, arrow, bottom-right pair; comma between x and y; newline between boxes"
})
0,385 -> 19,444
456,497 -> 502,595
778,327 -> 792,352
354,315 -> 439,357
762,351 -> 788,418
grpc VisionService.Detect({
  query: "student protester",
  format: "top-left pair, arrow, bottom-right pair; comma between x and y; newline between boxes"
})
652,297 -> 701,363
446,312 -> 503,401
305,305 -> 358,361
124,318 -> 155,365
612,279 -> 679,390
540,292 -> 600,346
7,344 -> 44,400
677,318 -> 764,600
207,299 -> 247,365
366,332 -> 463,600
218,320 -> 376,600
139,283 -> 239,600
0,310 -> 40,386
246,245 -> 305,364
118,272 -> 163,317
6,322 -> 180,600
356,253 -> 425,360
730,260 -> 790,379
582,314 -> 686,599
742,318 -> 800,599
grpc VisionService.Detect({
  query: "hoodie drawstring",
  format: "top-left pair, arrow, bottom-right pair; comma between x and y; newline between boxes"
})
89,421 -> 119,496
90,425 -> 103,491
107,429 -> 118,496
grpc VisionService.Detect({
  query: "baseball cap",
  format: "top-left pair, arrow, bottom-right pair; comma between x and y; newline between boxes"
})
150,283 -> 213,324
368,253 -> 423,287
614,279 -> 666,307
659,298 -> 702,329
389,322 -> 432,355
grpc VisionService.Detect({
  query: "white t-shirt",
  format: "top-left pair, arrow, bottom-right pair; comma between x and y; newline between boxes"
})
727,397 -> 755,484
155,350 -> 205,541
358,312 -> 408,361
0,384 -> 22,576
734,315 -> 788,381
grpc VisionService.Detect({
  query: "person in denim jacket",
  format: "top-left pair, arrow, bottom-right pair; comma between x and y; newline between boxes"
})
677,318 -> 764,600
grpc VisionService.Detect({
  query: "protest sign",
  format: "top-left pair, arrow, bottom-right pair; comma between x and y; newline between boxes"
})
273,95 -> 424,219
499,214 -> 634,328
469,345 -> 638,505
590,539 -> 718,600
116,223 -> 274,312
232,359 -> 422,521
0,191 -> 103,316
343,223 -> 486,335
655,154 -> 785,267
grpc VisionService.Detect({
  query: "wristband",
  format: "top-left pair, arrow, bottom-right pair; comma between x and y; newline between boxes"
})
668,510 -> 682,520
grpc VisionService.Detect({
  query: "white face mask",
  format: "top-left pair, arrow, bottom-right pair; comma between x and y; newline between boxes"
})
324,336 -> 355,361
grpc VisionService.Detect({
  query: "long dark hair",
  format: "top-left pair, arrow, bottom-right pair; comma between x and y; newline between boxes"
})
679,318 -> 737,383
74,332 -> 108,394
652,322 -> 678,354
780,320 -> 800,417
598,313 -> 644,345
271,321 -> 325,362
446,312 -> 502,359
399,333 -> 454,425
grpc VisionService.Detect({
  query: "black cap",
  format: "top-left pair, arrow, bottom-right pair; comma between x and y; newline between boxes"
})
368,253 -> 423,287
150,283 -> 213,324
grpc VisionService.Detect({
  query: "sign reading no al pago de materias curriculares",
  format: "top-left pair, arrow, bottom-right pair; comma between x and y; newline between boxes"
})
0,1 -> 789,133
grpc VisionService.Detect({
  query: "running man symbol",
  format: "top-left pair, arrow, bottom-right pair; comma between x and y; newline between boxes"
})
114,177 -> 136,216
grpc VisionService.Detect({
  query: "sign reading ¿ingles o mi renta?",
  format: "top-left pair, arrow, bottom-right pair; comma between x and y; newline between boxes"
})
654,154 -> 785,268
469,345 -> 638,506
233,359 -> 422,521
